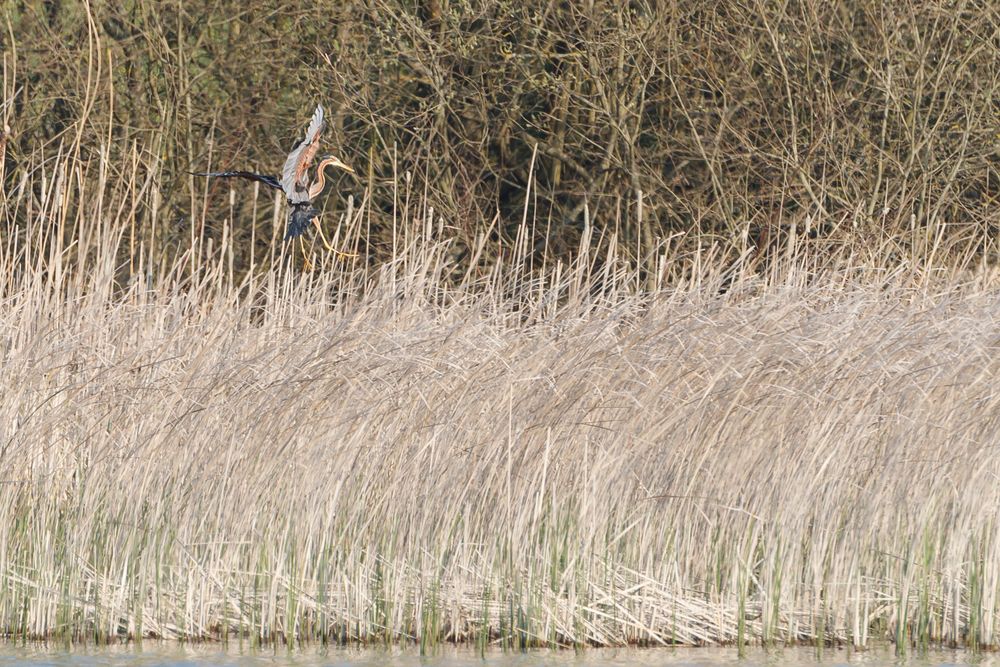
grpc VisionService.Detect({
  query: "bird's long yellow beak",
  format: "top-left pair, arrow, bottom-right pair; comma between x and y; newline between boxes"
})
321,155 -> 355,175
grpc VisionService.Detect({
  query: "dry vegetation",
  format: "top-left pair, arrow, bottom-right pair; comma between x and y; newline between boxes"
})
6,0 -> 1000,277
3,0 -> 1000,653
3,124 -> 1000,649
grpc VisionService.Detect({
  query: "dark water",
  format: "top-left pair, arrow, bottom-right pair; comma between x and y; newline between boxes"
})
0,645 -> 995,667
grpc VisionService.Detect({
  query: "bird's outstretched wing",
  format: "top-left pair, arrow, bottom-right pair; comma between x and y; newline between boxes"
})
281,104 -> 325,204
191,170 -> 282,190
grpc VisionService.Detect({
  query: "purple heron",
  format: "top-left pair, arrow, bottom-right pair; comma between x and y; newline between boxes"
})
193,104 -> 355,257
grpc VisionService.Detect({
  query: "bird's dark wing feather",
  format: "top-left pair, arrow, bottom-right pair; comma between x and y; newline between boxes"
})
190,171 -> 282,190
286,204 -> 319,240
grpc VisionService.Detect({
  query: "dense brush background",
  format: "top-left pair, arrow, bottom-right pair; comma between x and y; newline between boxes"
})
5,0 -> 1000,276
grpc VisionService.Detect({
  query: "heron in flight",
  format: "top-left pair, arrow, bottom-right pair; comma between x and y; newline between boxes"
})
193,104 -> 356,259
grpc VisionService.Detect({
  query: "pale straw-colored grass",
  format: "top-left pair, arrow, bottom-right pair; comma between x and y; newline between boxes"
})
3,138 -> 1000,651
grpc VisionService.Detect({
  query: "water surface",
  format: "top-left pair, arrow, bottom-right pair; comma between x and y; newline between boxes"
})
0,645 -> 997,667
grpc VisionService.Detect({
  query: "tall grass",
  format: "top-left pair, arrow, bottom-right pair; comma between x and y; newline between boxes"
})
3,112 -> 1000,652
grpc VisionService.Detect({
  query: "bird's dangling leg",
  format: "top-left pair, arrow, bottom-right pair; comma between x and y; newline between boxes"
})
299,238 -> 315,271
312,216 -> 358,259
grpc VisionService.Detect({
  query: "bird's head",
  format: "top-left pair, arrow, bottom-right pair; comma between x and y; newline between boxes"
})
318,154 -> 355,175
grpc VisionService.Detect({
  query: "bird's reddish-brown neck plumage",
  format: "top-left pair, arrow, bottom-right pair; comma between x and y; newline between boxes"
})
306,157 -> 345,200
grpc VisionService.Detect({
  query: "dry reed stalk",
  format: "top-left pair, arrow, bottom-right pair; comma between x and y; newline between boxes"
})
3,124 -> 1000,650
0,61 -> 1000,646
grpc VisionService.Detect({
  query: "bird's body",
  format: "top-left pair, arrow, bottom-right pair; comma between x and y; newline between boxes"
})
193,104 -> 354,241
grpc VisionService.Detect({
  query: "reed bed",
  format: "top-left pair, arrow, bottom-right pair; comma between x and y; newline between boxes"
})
2,133 -> 1000,653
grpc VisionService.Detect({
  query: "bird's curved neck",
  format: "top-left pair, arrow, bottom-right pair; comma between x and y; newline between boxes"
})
308,160 -> 335,200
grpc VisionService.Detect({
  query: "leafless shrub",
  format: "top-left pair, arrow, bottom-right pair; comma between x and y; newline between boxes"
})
5,1 -> 1000,281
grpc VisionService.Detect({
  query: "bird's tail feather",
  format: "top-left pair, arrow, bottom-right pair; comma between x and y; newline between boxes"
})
286,205 -> 319,240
